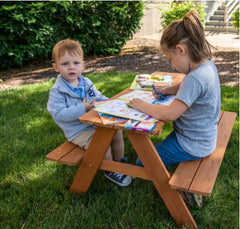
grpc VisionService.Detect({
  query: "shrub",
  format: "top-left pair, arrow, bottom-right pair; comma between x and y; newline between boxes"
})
232,10 -> 239,32
160,1 -> 206,28
0,1 -> 143,69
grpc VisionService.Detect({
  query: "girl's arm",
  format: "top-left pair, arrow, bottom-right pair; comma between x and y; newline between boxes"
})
156,82 -> 181,96
127,98 -> 188,122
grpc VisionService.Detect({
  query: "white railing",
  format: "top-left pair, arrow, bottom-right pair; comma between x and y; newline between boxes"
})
224,0 -> 239,23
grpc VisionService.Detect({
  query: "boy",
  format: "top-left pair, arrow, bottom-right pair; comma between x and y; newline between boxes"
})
47,39 -> 132,187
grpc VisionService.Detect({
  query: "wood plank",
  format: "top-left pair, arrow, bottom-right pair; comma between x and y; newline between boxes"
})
46,141 -> 76,162
70,127 -> 116,193
111,88 -> 131,99
126,131 -> 197,228
99,159 -> 150,180
189,111 -> 237,195
169,111 -> 224,192
59,146 -> 86,166
169,111 -> 236,196
79,110 -> 101,125
169,159 -> 202,192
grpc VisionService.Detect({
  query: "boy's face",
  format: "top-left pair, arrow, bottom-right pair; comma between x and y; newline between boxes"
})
53,51 -> 84,84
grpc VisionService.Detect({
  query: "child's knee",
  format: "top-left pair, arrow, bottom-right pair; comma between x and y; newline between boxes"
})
113,130 -> 123,141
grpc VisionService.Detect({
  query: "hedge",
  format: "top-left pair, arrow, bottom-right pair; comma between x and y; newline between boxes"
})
0,1 -> 143,69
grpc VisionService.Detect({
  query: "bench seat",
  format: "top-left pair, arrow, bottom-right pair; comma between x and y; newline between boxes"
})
169,110 -> 237,196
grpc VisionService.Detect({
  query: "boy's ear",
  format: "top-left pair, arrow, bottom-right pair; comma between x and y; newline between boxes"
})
52,62 -> 59,72
176,44 -> 186,55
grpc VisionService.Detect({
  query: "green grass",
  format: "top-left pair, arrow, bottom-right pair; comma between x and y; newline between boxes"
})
0,73 -> 239,229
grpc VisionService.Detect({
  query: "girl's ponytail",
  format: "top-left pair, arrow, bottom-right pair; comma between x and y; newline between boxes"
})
183,10 -> 212,62
161,9 -> 213,63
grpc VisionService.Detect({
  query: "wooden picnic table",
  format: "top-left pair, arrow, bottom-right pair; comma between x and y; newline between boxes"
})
46,71 -> 236,228
69,72 -> 197,228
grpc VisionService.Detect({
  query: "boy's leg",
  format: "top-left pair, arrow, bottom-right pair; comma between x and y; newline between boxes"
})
71,127 -> 113,159
105,130 -> 132,187
72,128 -> 131,187
110,130 -> 124,161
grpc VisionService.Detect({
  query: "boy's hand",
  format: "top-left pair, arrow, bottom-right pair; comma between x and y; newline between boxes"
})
83,98 -> 96,112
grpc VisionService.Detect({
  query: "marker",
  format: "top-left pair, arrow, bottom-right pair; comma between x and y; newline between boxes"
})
152,85 -> 165,100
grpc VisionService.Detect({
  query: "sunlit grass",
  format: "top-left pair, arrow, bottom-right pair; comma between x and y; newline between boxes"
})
0,73 -> 238,229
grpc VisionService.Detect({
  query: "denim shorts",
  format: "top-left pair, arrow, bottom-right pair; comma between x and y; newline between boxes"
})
136,131 -> 201,167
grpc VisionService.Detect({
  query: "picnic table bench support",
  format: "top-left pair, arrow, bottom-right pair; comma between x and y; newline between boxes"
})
70,126 -> 117,193
126,132 -> 197,228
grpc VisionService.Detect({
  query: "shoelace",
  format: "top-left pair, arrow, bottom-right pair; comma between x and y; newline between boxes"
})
112,172 -> 124,179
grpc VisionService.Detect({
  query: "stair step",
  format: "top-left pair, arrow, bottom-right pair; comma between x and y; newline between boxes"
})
215,10 -> 225,15
206,21 -> 227,26
205,26 -> 237,33
211,15 -> 225,21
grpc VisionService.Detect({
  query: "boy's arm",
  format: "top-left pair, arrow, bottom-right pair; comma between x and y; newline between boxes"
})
85,77 -> 108,101
47,89 -> 86,122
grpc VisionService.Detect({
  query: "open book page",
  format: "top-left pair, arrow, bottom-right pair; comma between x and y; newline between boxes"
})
118,90 -> 175,106
95,90 -> 174,123
95,99 -> 158,123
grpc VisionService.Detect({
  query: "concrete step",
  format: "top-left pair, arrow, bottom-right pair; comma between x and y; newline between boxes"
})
205,26 -> 238,33
215,10 -> 225,15
206,21 -> 228,26
210,15 -> 225,21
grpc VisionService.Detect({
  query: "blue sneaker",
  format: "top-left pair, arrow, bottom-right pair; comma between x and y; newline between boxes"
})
104,171 -> 132,187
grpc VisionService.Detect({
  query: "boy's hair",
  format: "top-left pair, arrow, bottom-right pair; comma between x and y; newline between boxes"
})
52,39 -> 84,63
160,9 -> 213,62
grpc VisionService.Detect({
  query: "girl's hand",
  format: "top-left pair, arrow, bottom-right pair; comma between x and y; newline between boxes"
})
83,98 -> 96,112
152,86 -> 167,98
127,98 -> 146,110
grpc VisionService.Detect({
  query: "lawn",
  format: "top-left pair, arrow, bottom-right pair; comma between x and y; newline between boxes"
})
0,72 -> 239,229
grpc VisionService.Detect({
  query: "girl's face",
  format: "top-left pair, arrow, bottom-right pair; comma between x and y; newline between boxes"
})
53,51 -> 84,84
161,44 -> 190,74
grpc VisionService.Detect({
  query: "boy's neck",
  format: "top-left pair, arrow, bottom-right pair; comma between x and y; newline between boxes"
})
63,76 -> 79,88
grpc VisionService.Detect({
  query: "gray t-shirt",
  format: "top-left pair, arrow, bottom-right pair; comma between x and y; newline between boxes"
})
174,60 -> 221,157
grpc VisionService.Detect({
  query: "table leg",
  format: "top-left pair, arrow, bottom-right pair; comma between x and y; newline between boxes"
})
70,126 -> 116,193
126,132 -> 197,228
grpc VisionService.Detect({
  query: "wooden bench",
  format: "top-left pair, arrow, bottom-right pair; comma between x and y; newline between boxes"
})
46,110 -> 236,196
169,110 -> 237,196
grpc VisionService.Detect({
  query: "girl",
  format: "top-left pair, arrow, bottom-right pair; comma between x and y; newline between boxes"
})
128,9 -> 221,168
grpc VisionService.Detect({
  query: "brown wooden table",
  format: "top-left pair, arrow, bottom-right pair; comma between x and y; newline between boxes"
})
70,73 -> 196,228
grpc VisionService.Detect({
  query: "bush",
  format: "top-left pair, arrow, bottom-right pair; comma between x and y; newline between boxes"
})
160,1 -> 206,28
232,10 -> 239,32
0,1 -> 143,69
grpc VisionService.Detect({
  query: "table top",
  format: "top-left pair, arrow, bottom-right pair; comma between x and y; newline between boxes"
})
79,72 -> 184,136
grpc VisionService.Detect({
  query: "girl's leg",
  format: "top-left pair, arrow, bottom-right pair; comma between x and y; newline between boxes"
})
136,131 -> 201,167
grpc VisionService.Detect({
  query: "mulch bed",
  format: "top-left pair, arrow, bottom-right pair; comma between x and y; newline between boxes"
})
0,38 -> 238,90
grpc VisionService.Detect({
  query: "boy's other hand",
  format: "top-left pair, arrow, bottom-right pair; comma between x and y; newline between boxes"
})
83,97 -> 96,112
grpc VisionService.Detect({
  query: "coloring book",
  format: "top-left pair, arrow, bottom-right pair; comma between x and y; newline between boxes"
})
95,90 -> 175,122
